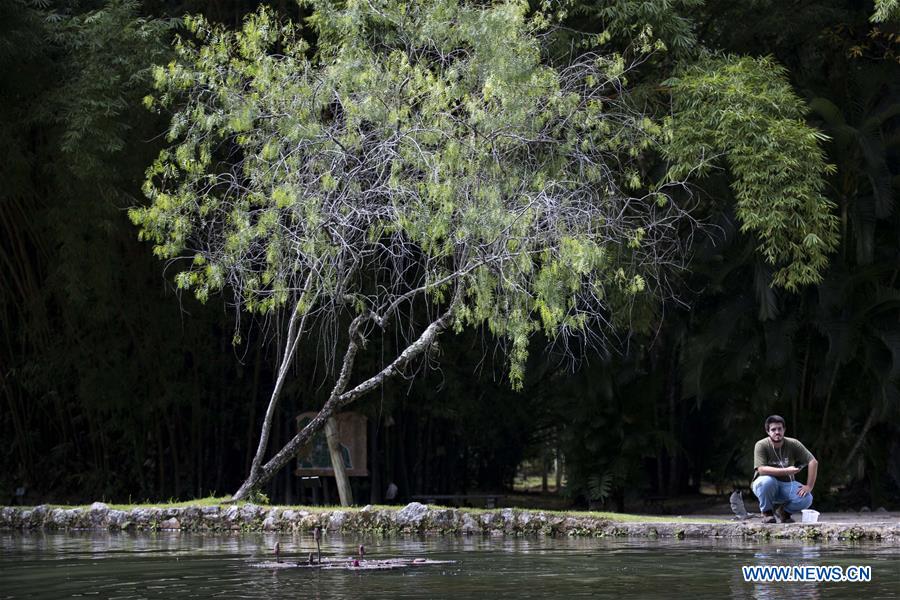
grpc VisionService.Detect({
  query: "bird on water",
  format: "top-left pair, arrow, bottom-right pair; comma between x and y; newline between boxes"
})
314,525 -> 323,564
351,544 -> 365,567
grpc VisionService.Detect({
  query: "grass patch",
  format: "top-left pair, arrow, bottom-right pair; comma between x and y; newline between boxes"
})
104,496 -> 231,511
40,495 -> 232,511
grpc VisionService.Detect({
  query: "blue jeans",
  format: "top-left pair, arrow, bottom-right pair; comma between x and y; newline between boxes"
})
751,476 -> 813,513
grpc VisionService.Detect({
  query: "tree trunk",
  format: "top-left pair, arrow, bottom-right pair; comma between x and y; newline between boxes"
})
541,444 -> 549,493
192,360 -> 202,498
325,416 -> 353,506
555,447 -> 563,491
246,301 -> 309,485
156,419 -> 166,498
815,364 -> 840,449
231,307 -> 454,501
284,413 -> 295,504
135,416 -> 147,498
841,403 -> 880,474
798,335 -> 811,412
667,344 -> 679,496
166,413 -> 181,499
215,332 -> 227,493
370,417 -> 382,504
399,414 -> 411,500
244,349 -> 263,474
4,386 -> 30,480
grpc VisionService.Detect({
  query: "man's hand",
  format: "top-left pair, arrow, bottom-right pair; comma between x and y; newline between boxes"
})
784,466 -> 801,477
797,484 -> 813,497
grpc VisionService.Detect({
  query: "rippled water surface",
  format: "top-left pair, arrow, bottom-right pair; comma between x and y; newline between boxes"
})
2,531 -> 899,599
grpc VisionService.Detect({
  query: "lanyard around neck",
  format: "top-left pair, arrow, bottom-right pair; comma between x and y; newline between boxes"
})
770,438 -> 793,482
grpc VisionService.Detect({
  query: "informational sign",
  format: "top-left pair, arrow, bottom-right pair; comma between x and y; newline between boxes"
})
295,411 -> 368,477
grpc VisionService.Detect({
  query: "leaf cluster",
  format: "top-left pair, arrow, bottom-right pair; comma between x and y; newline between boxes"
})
664,55 -> 840,290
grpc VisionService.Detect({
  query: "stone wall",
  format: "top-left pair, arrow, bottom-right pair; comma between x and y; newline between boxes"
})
1,503 -> 898,541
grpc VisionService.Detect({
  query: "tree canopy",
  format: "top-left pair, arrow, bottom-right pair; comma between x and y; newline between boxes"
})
131,0 -> 690,389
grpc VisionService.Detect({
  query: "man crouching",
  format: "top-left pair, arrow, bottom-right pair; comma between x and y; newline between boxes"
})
752,415 -> 819,523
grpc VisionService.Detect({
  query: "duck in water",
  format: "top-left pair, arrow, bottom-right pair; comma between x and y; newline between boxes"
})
272,537 -> 321,566
313,525 -> 323,563
258,540 -> 451,571
351,544 -> 365,567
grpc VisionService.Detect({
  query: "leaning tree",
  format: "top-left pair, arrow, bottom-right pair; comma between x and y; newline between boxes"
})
131,0 -> 836,501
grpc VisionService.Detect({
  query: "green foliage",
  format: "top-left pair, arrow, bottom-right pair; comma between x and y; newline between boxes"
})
570,0 -> 703,56
44,0 -> 174,176
872,0 -> 900,22
132,0 -> 681,388
247,489 -> 270,505
664,55 -> 840,291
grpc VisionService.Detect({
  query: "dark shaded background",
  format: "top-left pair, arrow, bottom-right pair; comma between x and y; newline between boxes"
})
1,0 -> 898,510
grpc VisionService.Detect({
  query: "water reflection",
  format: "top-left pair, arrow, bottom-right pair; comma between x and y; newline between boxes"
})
1,532 -> 897,599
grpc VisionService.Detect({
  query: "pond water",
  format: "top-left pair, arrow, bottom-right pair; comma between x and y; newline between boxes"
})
1,531 -> 898,599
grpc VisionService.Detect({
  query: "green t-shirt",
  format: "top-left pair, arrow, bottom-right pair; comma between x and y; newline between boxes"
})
753,437 -> 815,482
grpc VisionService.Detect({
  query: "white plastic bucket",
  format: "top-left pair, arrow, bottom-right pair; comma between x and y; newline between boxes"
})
801,509 -> 820,523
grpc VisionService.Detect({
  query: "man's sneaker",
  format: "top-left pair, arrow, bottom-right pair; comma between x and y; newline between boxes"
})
776,506 -> 794,523
761,510 -> 776,524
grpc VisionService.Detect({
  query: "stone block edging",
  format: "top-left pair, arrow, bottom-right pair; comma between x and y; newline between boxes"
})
1,503 -> 898,542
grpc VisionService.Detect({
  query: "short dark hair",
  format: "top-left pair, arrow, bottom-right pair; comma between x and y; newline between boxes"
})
764,415 -> 786,432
